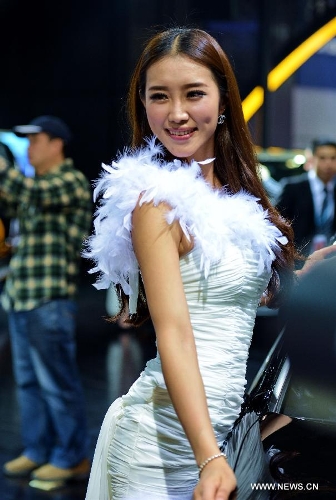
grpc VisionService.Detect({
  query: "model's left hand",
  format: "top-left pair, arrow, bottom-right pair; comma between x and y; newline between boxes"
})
193,459 -> 237,500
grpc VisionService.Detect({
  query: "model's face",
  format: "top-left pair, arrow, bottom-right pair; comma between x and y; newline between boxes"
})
143,55 -> 223,163
314,145 -> 336,184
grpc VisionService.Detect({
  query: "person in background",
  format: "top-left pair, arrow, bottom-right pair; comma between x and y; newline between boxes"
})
276,138 -> 336,259
84,27 -> 335,500
0,115 -> 93,490
0,142 -> 15,287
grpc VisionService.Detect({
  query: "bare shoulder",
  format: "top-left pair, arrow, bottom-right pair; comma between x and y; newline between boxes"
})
131,200 -> 191,330
133,198 -> 171,225
132,199 -> 175,237
132,199 -> 192,258
132,199 -> 181,253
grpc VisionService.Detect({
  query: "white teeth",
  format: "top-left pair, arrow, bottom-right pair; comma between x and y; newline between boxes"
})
169,130 -> 192,136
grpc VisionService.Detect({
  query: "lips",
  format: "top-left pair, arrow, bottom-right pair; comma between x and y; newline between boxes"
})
167,128 -> 196,137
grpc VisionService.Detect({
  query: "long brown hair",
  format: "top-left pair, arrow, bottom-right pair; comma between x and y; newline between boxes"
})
116,27 -> 296,325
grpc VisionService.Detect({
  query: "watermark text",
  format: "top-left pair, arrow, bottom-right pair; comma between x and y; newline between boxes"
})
251,482 -> 319,492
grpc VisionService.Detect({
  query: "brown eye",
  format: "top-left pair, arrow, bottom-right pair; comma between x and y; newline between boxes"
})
187,90 -> 206,98
150,93 -> 167,101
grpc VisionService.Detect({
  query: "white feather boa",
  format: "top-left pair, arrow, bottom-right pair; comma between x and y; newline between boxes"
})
84,138 -> 287,312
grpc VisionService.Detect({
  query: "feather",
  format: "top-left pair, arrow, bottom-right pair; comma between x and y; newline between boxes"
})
83,138 -> 287,309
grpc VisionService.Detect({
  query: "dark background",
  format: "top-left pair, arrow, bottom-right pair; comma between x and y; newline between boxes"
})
1,0 -> 336,181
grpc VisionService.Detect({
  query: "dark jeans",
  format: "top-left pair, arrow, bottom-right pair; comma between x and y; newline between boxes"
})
8,299 -> 88,467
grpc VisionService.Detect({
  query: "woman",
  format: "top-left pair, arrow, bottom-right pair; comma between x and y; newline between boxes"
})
84,27 -> 332,500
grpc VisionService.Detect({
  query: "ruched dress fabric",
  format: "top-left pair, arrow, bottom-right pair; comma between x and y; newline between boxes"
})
86,244 -> 272,500
84,140 -> 283,499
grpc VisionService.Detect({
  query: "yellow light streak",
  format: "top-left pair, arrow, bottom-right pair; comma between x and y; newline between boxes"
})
242,17 -> 336,120
242,86 -> 264,122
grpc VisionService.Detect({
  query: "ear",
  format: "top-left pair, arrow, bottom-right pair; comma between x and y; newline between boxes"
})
140,93 -> 146,107
219,103 -> 226,116
219,94 -> 227,115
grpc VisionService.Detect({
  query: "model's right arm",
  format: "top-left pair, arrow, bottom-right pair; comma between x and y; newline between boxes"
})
132,200 -> 237,500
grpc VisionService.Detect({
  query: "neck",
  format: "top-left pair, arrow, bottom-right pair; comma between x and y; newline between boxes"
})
199,161 -> 220,189
34,157 -> 65,176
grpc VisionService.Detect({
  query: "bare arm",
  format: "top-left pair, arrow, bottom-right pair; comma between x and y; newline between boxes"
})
260,244 -> 336,307
132,200 -> 236,500
296,244 -> 336,278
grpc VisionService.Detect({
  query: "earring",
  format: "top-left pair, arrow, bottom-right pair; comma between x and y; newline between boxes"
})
217,114 -> 226,125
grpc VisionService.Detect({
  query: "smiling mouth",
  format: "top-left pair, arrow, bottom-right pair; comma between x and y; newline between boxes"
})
168,129 -> 196,137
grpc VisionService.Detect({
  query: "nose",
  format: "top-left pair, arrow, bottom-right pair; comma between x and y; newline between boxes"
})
168,100 -> 189,123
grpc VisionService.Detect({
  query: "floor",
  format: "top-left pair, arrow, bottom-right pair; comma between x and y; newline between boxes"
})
0,270 -> 279,500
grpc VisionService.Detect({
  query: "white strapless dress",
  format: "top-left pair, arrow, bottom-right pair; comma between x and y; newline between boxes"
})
86,244 -> 273,500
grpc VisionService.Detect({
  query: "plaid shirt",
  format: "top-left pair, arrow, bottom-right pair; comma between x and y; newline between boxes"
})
0,156 -> 92,311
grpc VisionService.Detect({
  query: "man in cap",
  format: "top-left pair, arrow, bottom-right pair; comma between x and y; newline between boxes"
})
0,115 -> 92,488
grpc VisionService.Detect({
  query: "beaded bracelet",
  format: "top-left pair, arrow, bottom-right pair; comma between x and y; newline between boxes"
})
198,452 -> 227,477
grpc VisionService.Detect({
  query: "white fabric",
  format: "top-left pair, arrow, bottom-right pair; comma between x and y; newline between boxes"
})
85,139 -> 285,499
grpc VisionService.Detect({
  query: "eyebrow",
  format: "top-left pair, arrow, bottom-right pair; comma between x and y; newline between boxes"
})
147,82 -> 208,91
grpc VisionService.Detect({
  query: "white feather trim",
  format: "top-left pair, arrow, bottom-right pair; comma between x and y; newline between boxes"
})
84,137 -> 287,311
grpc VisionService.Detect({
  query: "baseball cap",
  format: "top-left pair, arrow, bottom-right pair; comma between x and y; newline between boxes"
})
13,115 -> 72,143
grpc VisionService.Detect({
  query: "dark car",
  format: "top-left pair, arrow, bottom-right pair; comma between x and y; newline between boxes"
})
245,255 -> 336,499
256,147 -> 307,205
256,147 -> 306,182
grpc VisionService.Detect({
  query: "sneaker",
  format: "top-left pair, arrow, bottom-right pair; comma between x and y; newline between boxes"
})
31,458 -> 90,482
29,479 -> 67,491
3,455 -> 42,478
